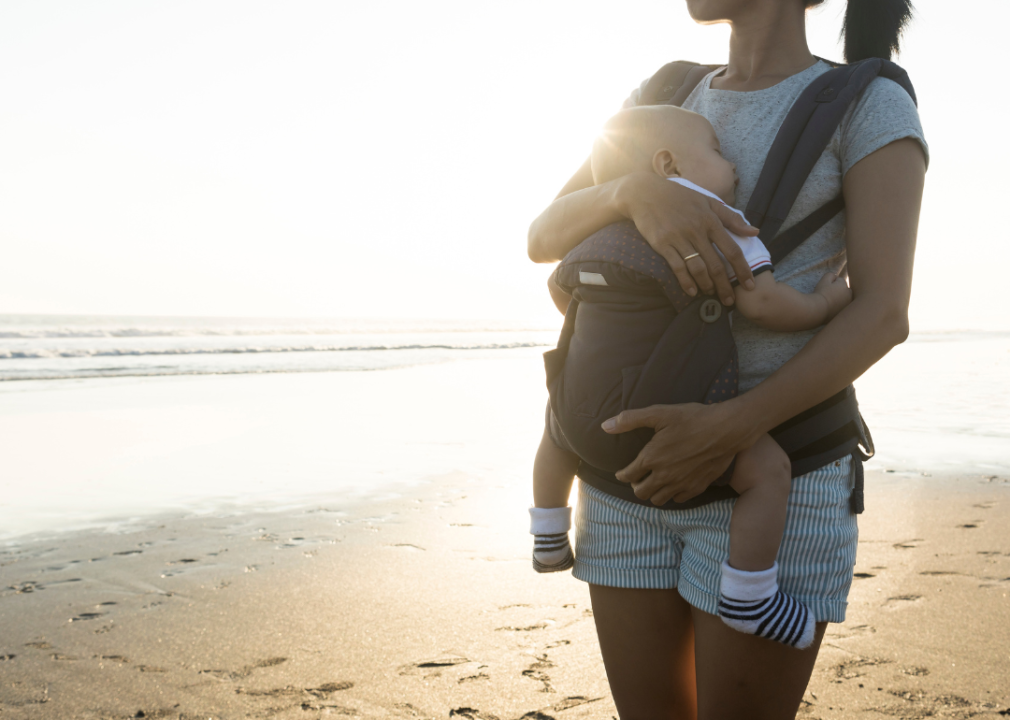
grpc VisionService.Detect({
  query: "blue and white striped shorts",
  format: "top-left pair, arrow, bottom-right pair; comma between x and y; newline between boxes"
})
572,457 -> 857,622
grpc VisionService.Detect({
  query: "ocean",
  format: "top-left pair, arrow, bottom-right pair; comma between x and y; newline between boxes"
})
0,314 -> 558,381
0,314 -> 1007,540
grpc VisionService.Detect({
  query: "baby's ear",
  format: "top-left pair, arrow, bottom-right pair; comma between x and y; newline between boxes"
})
652,149 -> 679,178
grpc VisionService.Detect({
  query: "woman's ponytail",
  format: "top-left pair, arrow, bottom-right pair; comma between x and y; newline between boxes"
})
841,0 -> 914,63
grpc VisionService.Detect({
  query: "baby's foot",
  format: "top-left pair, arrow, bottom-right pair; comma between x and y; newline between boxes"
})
718,561 -> 815,649
529,507 -> 574,573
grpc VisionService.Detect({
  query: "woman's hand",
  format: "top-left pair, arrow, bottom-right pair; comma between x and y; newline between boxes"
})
528,158 -> 759,306
601,400 -> 759,505
617,172 -> 760,306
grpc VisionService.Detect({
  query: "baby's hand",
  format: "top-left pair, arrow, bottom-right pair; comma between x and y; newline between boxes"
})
814,271 -> 852,321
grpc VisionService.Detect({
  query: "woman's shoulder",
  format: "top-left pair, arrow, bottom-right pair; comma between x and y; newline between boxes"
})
840,72 -> 929,175
622,77 -> 651,109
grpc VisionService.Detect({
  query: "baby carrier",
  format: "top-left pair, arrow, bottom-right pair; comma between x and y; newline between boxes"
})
546,58 -> 917,512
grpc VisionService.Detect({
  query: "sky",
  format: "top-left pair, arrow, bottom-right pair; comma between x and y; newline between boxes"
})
0,0 -> 1003,331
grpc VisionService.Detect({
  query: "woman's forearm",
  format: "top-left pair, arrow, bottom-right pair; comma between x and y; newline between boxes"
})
528,175 -> 627,263
730,138 -> 925,447
731,296 -> 908,446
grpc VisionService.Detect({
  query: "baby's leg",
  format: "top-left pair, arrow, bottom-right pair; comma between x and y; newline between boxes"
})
533,426 -> 580,508
727,433 -> 792,571
529,426 -> 580,573
718,435 -> 815,648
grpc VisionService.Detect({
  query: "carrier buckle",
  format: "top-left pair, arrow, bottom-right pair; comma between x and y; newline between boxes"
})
699,299 -> 722,323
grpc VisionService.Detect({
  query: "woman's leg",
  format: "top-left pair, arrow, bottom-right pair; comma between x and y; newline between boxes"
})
693,608 -> 826,720
589,584 -> 697,720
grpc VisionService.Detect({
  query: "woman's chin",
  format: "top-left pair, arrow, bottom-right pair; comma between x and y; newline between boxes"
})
684,0 -> 737,24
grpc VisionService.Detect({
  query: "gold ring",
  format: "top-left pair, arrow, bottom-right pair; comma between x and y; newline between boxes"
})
682,252 -> 701,261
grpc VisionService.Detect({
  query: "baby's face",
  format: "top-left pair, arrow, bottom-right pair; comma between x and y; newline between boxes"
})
663,114 -> 738,205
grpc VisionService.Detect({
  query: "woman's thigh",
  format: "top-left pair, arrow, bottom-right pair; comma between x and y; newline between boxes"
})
589,584 -> 697,720
693,608 -> 826,720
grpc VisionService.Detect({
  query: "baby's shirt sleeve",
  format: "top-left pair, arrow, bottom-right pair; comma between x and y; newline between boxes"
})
718,233 -> 773,285
714,206 -> 773,285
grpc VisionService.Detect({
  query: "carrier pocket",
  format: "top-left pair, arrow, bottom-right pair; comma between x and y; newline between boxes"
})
543,347 -> 566,387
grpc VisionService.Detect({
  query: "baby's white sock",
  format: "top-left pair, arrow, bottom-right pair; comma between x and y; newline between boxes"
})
529,507 -> 574,573
718,561 -> 815,649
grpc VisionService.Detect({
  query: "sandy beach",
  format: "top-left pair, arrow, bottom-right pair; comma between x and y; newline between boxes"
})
2,468 -> 1009,719
2,355 -> 1009,718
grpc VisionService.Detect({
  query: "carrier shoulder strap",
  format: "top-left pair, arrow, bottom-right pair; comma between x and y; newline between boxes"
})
748,58 -> 917,264
639,61 -> 722,107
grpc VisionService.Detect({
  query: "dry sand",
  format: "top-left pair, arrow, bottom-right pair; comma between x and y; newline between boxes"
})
1,468 -> 1008,720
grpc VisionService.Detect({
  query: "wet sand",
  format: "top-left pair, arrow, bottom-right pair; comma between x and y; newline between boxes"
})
2,469 -> 1009,719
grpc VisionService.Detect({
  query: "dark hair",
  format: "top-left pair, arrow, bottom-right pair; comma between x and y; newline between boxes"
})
806,0 -> 915,63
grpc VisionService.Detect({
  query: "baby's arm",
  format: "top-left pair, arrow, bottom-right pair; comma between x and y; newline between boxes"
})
733,270 -> 851,332
548,267 -> 572,315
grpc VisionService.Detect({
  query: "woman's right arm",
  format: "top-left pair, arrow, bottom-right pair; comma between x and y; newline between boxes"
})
527,158 -> 761,305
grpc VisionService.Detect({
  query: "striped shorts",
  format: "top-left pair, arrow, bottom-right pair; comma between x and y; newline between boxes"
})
572,457 -> 858,622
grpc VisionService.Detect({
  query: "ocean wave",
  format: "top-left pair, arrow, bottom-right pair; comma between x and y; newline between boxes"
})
0,341 -> 551,360
0,320 -> 560,340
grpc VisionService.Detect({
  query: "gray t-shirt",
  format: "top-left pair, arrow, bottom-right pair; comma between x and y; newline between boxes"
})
624,61 -> 928,391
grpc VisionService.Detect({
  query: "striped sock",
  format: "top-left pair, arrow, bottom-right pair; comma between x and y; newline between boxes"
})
718,561 -> 815,649
529,507 -> 574,573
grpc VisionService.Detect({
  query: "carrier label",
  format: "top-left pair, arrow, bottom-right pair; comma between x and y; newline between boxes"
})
579,271 -> 609,287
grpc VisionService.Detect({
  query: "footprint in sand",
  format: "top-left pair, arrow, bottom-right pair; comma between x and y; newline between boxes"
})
522,654 -> 555,693
883,594 -> 923,609
826,623 -> 876,640
69,612 -> 105,622
869,689 -> 975,718
495,623 -> 548,632
450,709 -> 502,720
892,539 -> 924,550
547,697 -> 604,712
398,656 -> 472,676
96,654 -> 129,664
834,656 -> 891,679
853,572 -> 875,579
458,672 -> 490,684
236,681 -> 353,698
200,656 -> 287,681
6,581 -> 43,594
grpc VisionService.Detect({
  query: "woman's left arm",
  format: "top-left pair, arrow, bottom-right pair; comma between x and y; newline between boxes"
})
606,138 -> 927,504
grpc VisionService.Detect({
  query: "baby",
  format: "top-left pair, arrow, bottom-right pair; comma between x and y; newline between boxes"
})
530,105 -> 852,649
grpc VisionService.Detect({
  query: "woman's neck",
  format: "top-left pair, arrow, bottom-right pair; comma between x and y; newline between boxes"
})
712,4 -> 816,92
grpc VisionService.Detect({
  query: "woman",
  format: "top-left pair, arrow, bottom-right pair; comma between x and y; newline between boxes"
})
527,0 -> 927,718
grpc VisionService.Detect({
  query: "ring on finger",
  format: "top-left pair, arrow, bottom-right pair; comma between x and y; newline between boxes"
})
682,252 -> 701,261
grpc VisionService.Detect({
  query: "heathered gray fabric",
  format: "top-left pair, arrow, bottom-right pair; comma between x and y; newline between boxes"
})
624,61 -> 928,391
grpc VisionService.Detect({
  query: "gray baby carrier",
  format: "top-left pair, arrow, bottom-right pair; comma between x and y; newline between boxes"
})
547,58 -> 916,512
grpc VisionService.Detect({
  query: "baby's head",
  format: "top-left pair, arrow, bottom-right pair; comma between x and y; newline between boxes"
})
591,105 -> 738,205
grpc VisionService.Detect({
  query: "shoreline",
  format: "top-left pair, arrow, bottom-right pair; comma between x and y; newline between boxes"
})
2,469 -> 1009,719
